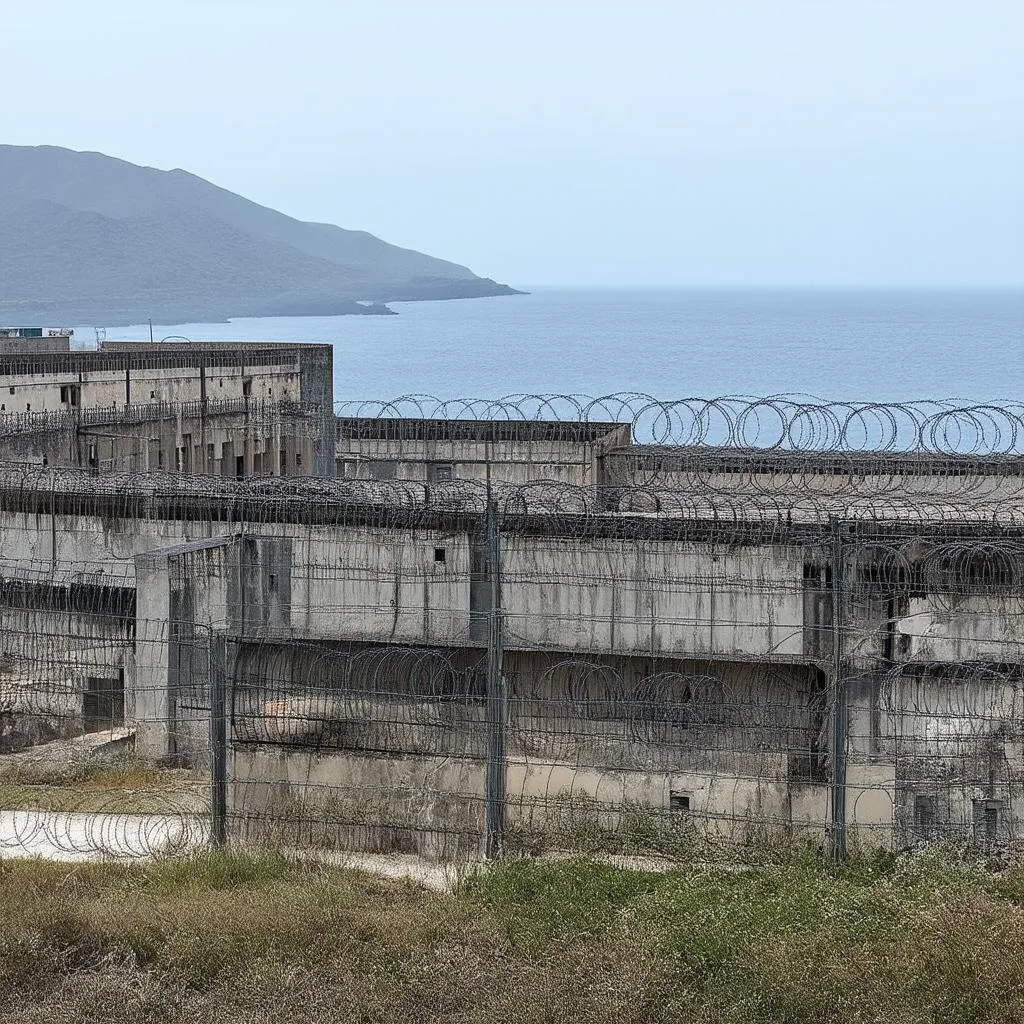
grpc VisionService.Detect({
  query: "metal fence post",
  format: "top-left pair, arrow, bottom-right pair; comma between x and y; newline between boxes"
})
829,520 -> 848,860
484,489 -> 507,859
210,633 -> 230,849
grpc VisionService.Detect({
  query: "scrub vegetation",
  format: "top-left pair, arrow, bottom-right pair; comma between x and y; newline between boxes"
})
1,847 -> 1023,1023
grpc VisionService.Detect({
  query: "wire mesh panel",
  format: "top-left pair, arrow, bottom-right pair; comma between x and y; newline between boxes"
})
228,642 -> 489,860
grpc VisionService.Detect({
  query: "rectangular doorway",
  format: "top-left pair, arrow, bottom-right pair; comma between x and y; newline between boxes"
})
83,673 -> 125,732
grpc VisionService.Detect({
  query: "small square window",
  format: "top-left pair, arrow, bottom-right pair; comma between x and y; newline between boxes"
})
8,387 -> 14,395
429,463 -> 455,484
434,547 -> 446,563
669,791 -> 691,812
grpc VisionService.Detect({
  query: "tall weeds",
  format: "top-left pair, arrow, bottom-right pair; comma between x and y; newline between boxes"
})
2,849 -> 1024,1023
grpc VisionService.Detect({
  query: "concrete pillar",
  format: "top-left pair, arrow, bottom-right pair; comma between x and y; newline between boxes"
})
133,551 -> 172,758
295,346 -> 335,478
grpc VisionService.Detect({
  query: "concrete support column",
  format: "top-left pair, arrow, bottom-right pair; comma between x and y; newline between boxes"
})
133,551 -> 172,758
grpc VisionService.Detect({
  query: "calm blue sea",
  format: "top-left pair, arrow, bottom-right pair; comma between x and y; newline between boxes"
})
91,289 -> 1023,404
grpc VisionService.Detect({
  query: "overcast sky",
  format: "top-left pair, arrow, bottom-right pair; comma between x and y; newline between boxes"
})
3,1 -> 1021,288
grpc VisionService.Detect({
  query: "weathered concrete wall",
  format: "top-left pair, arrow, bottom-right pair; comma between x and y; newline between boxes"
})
0,409 -> 315,477
899,595 -> 1024,662
230,747 -> 485,859
227,746 -> 900,858
602,453 -> 1024,508
9,500 -> 1024,668
501,538 -> 806,659
0,602 -> 130,748
335,422 -> 631,487
0,354 -> 305,414
338,439 -> 606,486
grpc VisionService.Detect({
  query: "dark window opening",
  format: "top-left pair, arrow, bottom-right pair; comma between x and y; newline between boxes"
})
206,442 -> 215,463
242,378 -> 253,397
83,674 -> 125,732
974,800 -> 1001,844
268,573 -> 278,593
150,390 -> 156,399
803,564 -> 833,585
59,384 -> 81,406
8,387 -> 13,395
669,792 -> 691,813
25,403 -> 30,411
914,795 -> 936,835
235,455 -> 245,479
434,547 -> 446,563
295,452 -> 302,467
428,462 -> 455,484
41,456 -> 48,466
983,806 -> 999,841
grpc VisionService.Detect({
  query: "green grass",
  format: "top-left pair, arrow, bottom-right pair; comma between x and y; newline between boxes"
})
2,848 -> 1024,1022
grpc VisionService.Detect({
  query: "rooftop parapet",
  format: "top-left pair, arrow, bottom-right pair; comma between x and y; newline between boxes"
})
0,327 -> 73,355
336,416 -> 630,444
0,340 -> 332,377
0,462 -> 1020,535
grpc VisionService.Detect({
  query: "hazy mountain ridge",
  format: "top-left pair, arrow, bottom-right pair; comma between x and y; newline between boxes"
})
0,145 -> 520,324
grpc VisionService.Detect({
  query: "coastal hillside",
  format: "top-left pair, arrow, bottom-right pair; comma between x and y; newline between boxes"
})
0,145 -> 520,324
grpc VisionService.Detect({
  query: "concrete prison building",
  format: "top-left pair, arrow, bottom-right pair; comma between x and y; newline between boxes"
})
0,334 -> 1021,860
